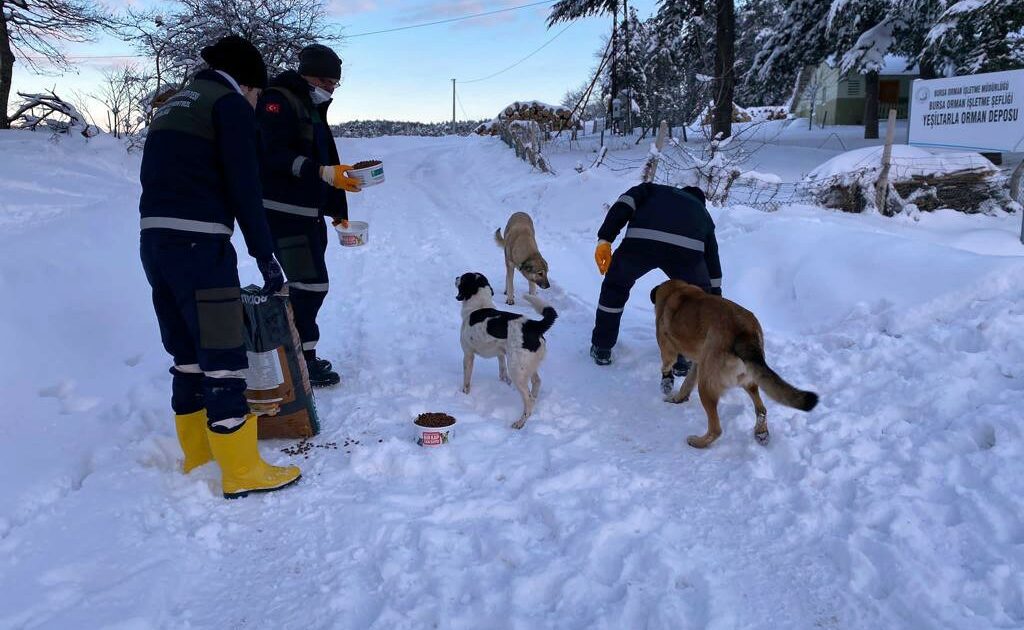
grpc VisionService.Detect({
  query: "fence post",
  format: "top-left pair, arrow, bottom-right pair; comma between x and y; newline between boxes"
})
642,120 -> 669,183
1010,161 -> 1024,245
874,108 -> 898,215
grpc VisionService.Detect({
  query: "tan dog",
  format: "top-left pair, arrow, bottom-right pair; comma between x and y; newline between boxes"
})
494,212 -> 550,306
651,280 -> 819,449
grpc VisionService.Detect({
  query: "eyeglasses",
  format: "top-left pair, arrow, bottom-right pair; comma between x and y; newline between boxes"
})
312,77 -> 339,91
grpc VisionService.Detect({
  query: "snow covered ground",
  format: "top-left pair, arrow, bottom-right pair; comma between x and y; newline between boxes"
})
1,128 -> 1023,629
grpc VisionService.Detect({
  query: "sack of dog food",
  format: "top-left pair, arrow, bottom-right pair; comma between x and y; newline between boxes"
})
241,286 -> 320,439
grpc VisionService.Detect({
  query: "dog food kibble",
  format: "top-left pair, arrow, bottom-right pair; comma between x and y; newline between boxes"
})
352,159 -> 382,170
415,412 -> 456,428
280,438 -> 360,456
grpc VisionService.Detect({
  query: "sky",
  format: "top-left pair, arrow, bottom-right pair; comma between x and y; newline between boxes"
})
10,0 -> 659,125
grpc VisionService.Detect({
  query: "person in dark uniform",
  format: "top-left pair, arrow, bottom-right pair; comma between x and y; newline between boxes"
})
256,44 -> 359,388
139,35 -> 300,499
590,184 -> 723,372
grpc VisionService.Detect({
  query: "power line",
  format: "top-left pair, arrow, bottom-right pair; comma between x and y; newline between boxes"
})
459,21 -> 573,84
346,0 -> 557,38
21,0 -> 560,60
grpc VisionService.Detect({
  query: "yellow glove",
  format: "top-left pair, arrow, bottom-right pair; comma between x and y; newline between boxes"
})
320,165 -> 362,193
595,241 -> 612,275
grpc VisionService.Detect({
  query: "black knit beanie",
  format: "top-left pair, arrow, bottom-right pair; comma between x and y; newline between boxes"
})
298,44 -> 342,80
200,35 -> 268,89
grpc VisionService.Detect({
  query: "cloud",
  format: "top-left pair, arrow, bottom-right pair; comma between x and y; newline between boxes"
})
399,0 -> 527,28
327,0 -> 380,17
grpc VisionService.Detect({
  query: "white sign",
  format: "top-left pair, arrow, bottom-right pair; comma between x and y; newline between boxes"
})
909,69 -> 1024,152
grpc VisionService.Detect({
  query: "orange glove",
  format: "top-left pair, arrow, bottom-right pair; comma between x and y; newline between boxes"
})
331,218 -> 350,229
320,165 -> 362,193
595,241 -> 612,275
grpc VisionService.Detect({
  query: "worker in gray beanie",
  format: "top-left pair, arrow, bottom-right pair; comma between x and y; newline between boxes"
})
255,43 -> 357,388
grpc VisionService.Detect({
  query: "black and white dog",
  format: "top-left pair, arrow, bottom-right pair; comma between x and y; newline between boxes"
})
455,272 -> 557,429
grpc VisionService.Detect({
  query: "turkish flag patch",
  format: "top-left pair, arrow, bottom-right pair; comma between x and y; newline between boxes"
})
265,102 -> 281,114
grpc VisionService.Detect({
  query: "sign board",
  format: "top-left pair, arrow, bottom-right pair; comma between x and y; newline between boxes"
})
908,69 -> 1024,153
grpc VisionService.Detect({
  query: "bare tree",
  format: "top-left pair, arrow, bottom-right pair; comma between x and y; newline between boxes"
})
119,0 -> 341,105
0,0 -> 115,129
92,63 -> 151,137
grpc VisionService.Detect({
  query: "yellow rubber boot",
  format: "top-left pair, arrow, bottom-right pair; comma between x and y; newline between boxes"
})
175,409 -> 213,473
207,416 -> 301,499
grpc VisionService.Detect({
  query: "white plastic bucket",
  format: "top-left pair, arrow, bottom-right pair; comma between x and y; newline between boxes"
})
414,414 -> 456,447
347,160 -> 385,188
335,220 -> 369,247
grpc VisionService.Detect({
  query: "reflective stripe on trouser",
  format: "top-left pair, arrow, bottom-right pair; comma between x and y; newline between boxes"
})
141,232 -> 250,430
591,241 -> 712,350
268,214 -> 330,355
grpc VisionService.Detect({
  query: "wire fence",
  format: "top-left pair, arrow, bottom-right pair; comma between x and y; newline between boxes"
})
488,117 -> 1014,212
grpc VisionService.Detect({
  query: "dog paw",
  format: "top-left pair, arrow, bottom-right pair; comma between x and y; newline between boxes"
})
687,433 -> 719,449
500,374 -> 512,385
664,394 -> 689,404
511,418 -> 527,430
505,298 -> 515,305
660,377 -> 674,396
755,430 -> 770,445
462,385 -> 471,394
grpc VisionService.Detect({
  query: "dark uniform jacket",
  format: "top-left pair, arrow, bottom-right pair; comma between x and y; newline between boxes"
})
139,69 -> 274,262
256,70 -> 348,222
598,183 -> 723,294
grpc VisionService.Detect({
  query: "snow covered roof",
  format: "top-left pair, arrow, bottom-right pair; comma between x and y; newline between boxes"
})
807,145 -> 997,181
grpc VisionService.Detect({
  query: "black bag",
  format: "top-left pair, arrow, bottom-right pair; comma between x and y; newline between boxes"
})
241,286 -> 320,438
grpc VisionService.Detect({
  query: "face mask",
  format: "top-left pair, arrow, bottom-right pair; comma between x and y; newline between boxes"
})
310,86 -> 332,105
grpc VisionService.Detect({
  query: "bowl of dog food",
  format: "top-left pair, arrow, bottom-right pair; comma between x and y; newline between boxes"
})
414,412 -> 456,447
347,160 -> 385,188
335,220 -> 369,247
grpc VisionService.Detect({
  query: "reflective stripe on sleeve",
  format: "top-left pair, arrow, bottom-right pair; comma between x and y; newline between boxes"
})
289,282 -> 329,293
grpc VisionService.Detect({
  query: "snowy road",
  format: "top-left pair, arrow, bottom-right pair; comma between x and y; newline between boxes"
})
1,131 -> 1023,629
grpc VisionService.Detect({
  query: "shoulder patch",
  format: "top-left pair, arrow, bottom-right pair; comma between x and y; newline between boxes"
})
265,102 -> 281,114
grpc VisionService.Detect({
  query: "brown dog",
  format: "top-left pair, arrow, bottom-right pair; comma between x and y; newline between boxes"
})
494,212 -> 550,305
651,280 -> 818,448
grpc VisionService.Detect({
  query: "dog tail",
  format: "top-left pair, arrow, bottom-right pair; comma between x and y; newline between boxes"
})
494,228 -> 505,247
522,294 -> 558,337
733,335 -> 818,412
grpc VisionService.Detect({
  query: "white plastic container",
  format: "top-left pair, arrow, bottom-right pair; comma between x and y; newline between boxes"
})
414,414 -> 456,447
347,160 -> 385,188
335,220 -> 369,247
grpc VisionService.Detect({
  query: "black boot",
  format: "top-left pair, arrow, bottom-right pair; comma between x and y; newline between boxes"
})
308,356 -> 332,373
672,355 -> 690,377
590,345 -> 612,366
306,357 -> 340,388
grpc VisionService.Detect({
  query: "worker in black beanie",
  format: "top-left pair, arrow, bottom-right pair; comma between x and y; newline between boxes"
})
256,43 -> 358,388
199,35 -> 268,107
139,35 -> 300,498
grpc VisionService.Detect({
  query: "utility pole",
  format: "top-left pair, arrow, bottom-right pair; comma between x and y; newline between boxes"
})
452,79 -> 456,134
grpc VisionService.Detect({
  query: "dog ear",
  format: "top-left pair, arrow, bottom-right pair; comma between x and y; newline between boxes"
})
650,285 -> 659,305
456,273 -> 473,301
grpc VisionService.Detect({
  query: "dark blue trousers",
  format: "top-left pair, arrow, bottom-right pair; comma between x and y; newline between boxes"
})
268,215 -> 329,359
140,232 -> 248,431
591,240 -> 712,350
